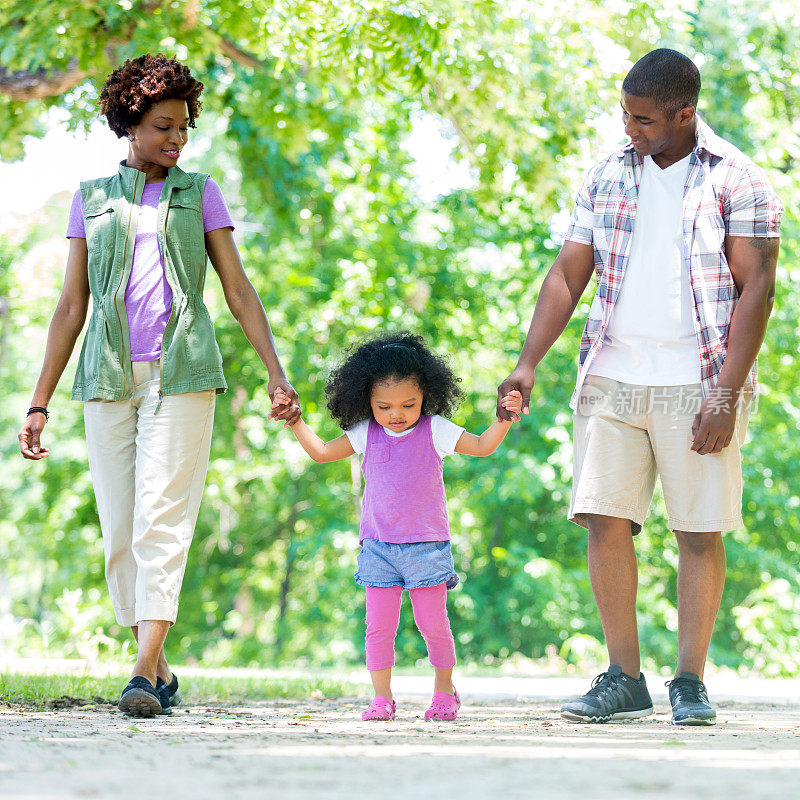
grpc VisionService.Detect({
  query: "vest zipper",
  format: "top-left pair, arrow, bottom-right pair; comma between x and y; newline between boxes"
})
115,170 -> 142,400
155,183 -> 175,415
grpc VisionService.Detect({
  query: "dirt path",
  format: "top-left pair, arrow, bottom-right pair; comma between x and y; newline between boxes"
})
1,688 -> 799,800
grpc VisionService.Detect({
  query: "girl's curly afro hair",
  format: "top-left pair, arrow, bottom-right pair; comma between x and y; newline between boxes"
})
325,331 -> 464,430
99,54 -> 204,138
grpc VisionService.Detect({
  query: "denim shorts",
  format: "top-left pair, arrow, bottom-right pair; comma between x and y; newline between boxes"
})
355,539 -> 459,590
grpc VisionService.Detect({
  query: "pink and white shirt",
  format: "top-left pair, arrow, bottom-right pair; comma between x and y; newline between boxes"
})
564,117 -> 782,409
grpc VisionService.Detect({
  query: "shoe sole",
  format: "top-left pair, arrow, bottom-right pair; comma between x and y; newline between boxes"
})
671,716 -> 716,726
561,706 -> 654,723
118,689 -> 162,718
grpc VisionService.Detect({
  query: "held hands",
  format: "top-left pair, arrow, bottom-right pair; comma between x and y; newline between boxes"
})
497,368 -> 535,421
498,389 -> 524,422
19,412 -> 50,460
453,389 -> 524,457
269,385 -> 301,428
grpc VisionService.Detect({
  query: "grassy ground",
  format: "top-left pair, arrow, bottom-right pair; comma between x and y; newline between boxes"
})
0,671 -> 360,709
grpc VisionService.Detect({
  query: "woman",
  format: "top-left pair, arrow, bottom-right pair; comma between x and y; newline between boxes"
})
18,54 -> 299,717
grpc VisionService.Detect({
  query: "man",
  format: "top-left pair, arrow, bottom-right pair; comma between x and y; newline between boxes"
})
499,49 -> 781,725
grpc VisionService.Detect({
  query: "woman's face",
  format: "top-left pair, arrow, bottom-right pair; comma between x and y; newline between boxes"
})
127,98 -> 190,171
370,377 -> 424,433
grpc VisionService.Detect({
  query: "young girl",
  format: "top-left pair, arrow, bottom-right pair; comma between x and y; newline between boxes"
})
272,332 -> 522,721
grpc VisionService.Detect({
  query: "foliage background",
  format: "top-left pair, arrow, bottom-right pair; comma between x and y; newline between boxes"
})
1,1 -> 798,675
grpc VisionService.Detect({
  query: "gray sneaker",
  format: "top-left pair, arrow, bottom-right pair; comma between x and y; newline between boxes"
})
561,665 -> 653,723
667,672 -> 716,726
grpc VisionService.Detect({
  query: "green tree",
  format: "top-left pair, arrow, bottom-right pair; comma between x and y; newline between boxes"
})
1,1 -> 798,673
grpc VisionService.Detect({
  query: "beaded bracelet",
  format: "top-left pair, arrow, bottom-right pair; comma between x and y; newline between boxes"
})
27,406 -> 50,421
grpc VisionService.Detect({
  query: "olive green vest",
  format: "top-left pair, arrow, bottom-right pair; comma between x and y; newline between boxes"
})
72,161 -> 227,401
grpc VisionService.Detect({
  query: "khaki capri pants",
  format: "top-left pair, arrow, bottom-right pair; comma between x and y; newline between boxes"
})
84,360 -> 215,626
569,375 -> 750,536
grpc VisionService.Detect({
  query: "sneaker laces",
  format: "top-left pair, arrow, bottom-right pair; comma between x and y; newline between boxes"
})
586,670 -> 621,699
665,676 -> 704,704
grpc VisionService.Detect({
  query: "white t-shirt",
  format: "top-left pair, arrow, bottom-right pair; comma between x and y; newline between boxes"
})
345,415 -> 465,459
588,153 -> 702,385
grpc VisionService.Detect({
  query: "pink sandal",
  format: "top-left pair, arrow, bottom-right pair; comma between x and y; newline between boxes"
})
362,696 -> 396,721
424,689 -> 461,721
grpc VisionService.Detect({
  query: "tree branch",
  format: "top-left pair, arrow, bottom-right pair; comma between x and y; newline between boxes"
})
0,27 -> 269,102
428,77 -> 478,160
0,63 -> 87,101
215,35 -> 265,69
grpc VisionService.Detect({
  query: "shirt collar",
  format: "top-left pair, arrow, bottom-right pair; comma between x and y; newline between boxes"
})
116,160 -> 193,193
693,115 -> 724,159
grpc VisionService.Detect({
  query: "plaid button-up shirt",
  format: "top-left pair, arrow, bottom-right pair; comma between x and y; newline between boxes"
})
565,117 -> 782,410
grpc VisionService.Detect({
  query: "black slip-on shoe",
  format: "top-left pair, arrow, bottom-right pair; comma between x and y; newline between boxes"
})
561,664 -> 654,723
118,676 -> 162,718
155,677 -> 173,715
165,673 -> 181,707
667,672 -> 716,726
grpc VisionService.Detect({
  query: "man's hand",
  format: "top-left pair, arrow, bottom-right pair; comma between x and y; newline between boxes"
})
690,388 -> 737,455
497,369 -> 535,421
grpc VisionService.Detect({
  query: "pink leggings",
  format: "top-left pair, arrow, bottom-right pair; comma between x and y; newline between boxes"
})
365,584 -> 456,671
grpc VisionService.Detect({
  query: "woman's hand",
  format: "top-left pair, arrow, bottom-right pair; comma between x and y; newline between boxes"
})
19,237 -> 90,461
269,383 -> 301,427
19,412 -> 50,460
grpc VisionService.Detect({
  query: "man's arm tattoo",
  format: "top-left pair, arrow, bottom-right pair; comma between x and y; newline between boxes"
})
748,237 -> 779,273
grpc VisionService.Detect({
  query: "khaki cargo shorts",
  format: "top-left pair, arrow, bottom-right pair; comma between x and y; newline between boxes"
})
569,375 -> 751,535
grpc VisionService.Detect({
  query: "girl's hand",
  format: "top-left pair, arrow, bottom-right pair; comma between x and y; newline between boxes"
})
269,386 -> 301,427
499,389 -> 523,422
267,378 -> 301,426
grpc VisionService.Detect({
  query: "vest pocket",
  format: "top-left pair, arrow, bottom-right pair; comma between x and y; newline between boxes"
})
74,309 -> 104,391
84,205 -> 116,262
179,299 -> 224,375
167,196 -> 204,243
165,198 -> 205,272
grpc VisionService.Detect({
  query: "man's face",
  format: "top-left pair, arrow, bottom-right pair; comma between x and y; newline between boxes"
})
621,92 -> 691,158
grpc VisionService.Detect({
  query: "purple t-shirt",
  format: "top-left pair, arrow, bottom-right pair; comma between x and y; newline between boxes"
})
67,177 -> 234,361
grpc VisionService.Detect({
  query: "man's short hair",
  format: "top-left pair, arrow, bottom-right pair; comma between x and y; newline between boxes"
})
622,48 -> 701,116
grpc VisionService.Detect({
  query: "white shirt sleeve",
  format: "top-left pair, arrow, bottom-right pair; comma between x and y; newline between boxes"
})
344,419 -> 370,455
563,166 -> 597,246
430,415 -> 465,459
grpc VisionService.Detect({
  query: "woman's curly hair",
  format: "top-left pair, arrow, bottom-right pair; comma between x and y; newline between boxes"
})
325,331 -> 464,430
99,54 -> 204,138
